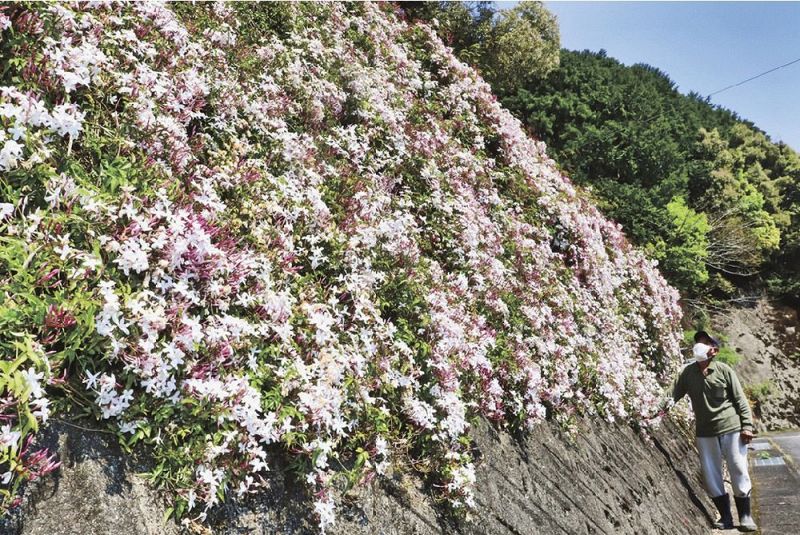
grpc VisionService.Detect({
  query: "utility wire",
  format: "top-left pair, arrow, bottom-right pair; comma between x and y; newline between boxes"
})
636,56 -> 800,124
708,56 -> 800,96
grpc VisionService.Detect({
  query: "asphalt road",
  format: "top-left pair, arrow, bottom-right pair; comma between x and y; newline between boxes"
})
771,432 -> 800,468
749,430 -> 800,535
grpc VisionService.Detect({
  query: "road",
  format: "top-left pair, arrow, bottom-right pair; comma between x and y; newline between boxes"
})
770,432 -> 800,467
749,430 -> 800,535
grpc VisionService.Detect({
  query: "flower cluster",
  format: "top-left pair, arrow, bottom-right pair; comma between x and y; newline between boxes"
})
0,1 -> 683,532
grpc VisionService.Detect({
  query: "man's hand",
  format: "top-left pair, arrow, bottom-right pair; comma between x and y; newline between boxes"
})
741,430 -> 754,444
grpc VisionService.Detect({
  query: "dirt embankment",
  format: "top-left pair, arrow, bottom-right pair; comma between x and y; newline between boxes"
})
711,298 -> 800,432
4,417 -> 717,535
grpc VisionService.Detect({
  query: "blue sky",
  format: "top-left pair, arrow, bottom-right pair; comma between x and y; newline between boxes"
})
497,2 -> 800,151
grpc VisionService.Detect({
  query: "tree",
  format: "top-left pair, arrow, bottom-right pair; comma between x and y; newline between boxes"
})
688,127 -> 782,278
397,1 -> 560,87
482,2 -> 560,93
645,197 -> 710,293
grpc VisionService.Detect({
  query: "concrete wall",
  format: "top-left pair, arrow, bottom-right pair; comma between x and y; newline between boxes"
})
3,416 -> 716,535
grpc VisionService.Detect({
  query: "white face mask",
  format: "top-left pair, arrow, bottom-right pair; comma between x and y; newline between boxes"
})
693,343 -> 712,362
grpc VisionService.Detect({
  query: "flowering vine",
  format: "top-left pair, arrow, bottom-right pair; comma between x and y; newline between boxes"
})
0,2 -> 683,532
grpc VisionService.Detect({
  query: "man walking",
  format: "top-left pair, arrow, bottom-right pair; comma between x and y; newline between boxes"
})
670,331 -> 757,531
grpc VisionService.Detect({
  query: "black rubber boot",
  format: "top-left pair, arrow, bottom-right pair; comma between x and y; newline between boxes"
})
733,495 -> 757,532
711,493 -> 735,529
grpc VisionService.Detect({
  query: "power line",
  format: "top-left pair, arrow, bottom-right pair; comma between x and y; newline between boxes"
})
708,56 -> 800,97
636,55 -> 800,124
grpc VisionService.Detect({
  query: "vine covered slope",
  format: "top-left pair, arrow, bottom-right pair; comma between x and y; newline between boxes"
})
0,2 -> 682,530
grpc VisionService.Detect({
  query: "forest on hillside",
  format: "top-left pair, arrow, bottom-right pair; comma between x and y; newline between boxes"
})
402,1 -> 800,309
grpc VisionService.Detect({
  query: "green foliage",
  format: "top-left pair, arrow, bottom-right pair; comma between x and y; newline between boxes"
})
682,329 -> 699,347
398,1 -> 560,89
481,2 -> 560,93
398,0 -> 495,64
645,197 -> 710,292
765,143 -> 800,303
745,380 -> 773,403
492,47 -> 800,299
689,127 -> 783,277
714,347 -> 741,367
0,206 -> 105,508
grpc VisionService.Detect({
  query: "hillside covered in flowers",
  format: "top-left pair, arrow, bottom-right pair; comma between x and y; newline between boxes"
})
0,2 -> 683,531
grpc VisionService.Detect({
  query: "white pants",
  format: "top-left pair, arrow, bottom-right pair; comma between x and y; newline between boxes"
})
696,430 -> 752,498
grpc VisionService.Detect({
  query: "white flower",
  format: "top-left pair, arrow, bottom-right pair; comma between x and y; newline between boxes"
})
8,123 -> 26,140
113,238 -> 150,275
306,305 -> 336,346
404,396 -> 437,430
21,367 -> 45,399
0,139 -> 23,171
374,436 -> 390,475
0,203 -> 13,220
32,397 -> 51,423
94,373 -> 133,419
119,421 -> 138,435
0,425 -> 21,448
84,370 -> 101,390
186,489 -> 197,511
314,495 -> 336,533
447,462 -> 477,508
50,103 -> 85,138
54,233 -> 73,259
309,246 -> 325,269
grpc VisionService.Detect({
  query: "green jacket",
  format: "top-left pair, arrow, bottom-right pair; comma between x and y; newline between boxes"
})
672,359 -> 753,437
